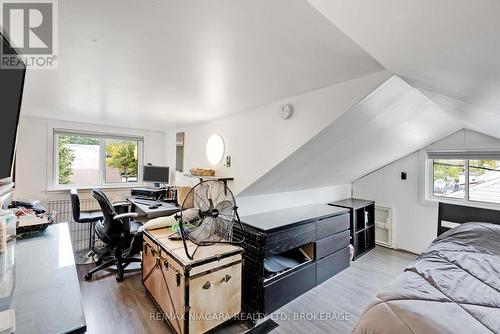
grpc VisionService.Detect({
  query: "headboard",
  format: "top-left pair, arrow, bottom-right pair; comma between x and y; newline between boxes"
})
438,202 -> 500,236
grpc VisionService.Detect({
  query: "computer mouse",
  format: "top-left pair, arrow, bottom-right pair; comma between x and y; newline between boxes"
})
148,204 -> 160,209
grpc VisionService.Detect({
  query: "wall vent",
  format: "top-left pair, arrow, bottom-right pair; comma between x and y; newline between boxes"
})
375,206 -> 393,247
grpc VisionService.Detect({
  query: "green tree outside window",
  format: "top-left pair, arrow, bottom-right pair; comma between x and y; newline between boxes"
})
106,141 -> 138,182
58,135 -> 76,184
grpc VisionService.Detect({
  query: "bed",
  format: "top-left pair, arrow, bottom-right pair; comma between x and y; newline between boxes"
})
354,202 -> 500,334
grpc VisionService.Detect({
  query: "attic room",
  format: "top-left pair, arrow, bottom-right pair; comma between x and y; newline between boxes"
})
0,1 -> 499,333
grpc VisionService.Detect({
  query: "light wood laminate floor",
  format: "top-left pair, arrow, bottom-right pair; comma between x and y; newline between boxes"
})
77,246 -> 416,334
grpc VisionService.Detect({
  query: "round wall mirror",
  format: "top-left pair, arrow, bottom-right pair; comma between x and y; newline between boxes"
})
206,134 -> 225,165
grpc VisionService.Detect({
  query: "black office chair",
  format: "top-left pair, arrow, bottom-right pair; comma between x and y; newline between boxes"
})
70,188 -> 104,264
85,189 -> 143,282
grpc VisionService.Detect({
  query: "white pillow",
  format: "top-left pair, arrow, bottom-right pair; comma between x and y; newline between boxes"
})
138,208 -> 199,232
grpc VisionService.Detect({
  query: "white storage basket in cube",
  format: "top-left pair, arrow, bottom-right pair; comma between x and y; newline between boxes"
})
375,206 -> 393,247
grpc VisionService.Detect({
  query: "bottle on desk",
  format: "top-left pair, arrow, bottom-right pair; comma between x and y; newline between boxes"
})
5,212 -> 16,242
0,212 -> 7,254
0,210 -> 16,254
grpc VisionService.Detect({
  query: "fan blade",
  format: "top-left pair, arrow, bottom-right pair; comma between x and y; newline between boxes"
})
189,217 -> 215,242
194,192 -> 211,212
213,216 -> 235,240
216,200 -> 233,216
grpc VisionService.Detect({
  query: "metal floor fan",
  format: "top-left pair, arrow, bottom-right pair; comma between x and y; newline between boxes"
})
178,180 -> 245,260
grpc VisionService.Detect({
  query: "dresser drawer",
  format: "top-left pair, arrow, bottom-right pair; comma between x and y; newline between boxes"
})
315,230 -> 350,259
316,246 -> 350,285
266,222 -> 316,255
263,261 -> 316,313
316,213 -> 349,239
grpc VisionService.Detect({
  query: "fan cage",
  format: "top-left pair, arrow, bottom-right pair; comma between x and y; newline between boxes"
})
178,180 -> 245,259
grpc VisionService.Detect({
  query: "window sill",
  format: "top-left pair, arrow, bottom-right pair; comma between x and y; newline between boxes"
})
46,184 -> 144,194
423,195 -> 500,211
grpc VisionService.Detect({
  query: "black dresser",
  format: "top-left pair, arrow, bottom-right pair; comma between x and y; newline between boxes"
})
233,204 -> 350,318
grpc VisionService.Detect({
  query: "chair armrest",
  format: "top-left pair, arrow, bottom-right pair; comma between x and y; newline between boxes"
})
113,212 -> 139,221
113,201 -> 131,207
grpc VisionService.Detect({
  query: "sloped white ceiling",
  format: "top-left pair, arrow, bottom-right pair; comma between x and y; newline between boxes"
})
427,129 -> 500,151
241,76 -> 462,195
419,90 -> 500,140
180,70 -> 392,195
308,0 -> 500,137
17,0 -> 500,195
20,0 -> 383,130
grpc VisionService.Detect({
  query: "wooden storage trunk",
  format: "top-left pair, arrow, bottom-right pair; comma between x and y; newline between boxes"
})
143,228 -> 243,334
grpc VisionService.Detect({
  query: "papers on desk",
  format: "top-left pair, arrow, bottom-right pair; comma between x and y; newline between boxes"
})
17,215 -> 48,227
15,215 -> 52,235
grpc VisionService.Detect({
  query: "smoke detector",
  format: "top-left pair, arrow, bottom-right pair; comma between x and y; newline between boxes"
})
279,104 -> 293,120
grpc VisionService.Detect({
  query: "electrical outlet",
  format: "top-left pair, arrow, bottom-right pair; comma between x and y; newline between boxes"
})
401,172 -> 407,180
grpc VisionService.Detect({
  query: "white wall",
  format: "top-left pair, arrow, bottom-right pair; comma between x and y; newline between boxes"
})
14,116 -> 166,205
352,129 -> 500,254
167,71 -> 390,215
169,71 -> 390,192
353,151 -> 436,254
242,75 -> 461,195
237,184 -> 351,217
164,131 -> 178,185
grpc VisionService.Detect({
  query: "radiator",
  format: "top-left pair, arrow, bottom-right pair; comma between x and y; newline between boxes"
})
47,198 -> 105,253
374,206 -> 393,248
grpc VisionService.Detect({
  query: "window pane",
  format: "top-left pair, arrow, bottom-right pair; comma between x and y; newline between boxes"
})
105,139 -> 139,183
469,160 -> 500,204
58,135 -> 100,185
433,159 -> 465,199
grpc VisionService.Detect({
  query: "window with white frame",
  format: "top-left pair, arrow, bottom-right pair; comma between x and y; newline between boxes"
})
53,130 -> 144,188
429,155 -> 500,204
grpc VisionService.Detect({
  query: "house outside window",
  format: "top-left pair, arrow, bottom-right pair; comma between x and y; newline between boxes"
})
429,155 -> 500,205
53,130 -> 144,189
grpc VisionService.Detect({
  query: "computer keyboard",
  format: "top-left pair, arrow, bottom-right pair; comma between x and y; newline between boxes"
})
133,198 -> 176,207
135,199 -> 161,206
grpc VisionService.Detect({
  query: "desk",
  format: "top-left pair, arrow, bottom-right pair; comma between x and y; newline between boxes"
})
127,196 -> 179,219
0,223 -> 86,334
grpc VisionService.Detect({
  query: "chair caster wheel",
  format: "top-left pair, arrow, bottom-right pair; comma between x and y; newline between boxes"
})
84,273 -> 92,281
116,275 -> 123,282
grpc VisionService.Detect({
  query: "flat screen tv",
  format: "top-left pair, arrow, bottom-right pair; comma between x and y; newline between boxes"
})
0,33 -> 26,184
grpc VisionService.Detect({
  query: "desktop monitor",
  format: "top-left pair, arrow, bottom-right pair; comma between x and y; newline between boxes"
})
143,165 -> 169,186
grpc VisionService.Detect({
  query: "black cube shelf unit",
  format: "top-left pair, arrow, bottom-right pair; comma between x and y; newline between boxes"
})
328,198 -> 375,260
